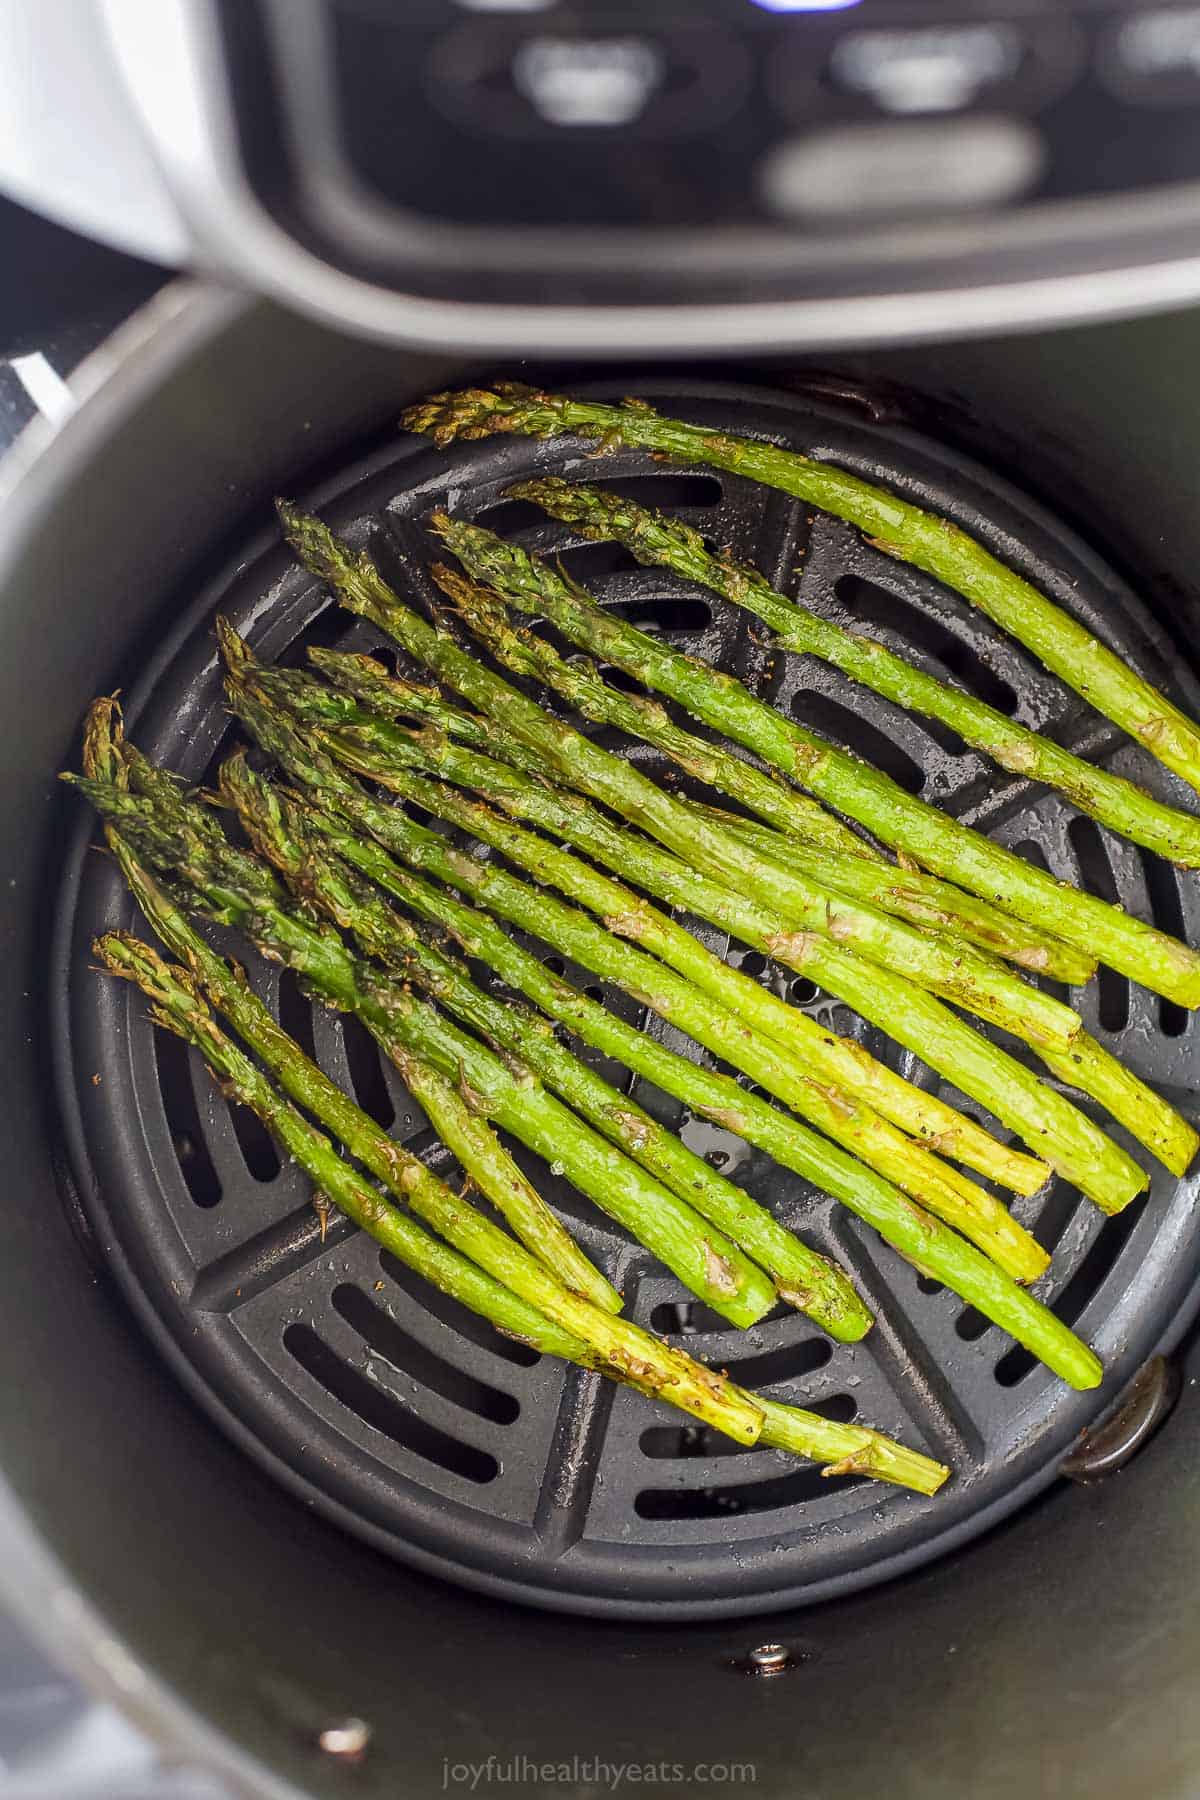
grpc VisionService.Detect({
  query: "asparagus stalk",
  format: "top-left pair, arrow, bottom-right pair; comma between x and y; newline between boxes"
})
246,659 -> 1049,1199
510,475 -> 1200,868
229,658 -> 1061,1253
310,788 -> 1053,1286
429,569 -> 1191,1179
293,514 -> 1087,1063
310,642 -> 874,866
278,800 -> 1105,1389
75,768 -> 777,1329
404,385 -> 1200,799
224,671 -> 1111,1382
257,530 -> 1146,1208
222,750 -> 871,1335
242,659 -> 1124,1207
431,575 -> 1095,985
98,936 -> 952,1489
425,505 -> 1200,1011
227,685 -> 1072,1294
95,932 -> 774,1443
89,741 -> 947,1491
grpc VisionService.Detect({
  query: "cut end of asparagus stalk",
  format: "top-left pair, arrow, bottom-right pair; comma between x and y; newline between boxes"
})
755,1398 -> 950,1496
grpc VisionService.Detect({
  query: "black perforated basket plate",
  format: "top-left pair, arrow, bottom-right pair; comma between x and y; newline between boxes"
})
54,380 -> 1200,1620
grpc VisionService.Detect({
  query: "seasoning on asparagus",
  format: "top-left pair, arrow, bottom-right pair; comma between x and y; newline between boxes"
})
222,749 -> 871,1333
227,651 -> 1059,1273
305,518 -> 1087,1060
97,934 -> 950,1490
268,802 -> 1103,1389
435,574 -> 1094,984
422,558 -> 1193,1178
225,694 -> 1113,1375
509,475 -> 1200,868
310,641 -> 874,865
424,502 -> 1200,1009
403,385 -> 1200,800
94,933 -> 773,1442
73,766 -> 777,1330
316,635 -> 1092,986
86,713 -> 948,1489
258,648 -> 1050,1198
261,525 -> 1146,1207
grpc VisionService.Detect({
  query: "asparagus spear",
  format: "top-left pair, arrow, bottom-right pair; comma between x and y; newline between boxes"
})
420,559 -> 1192,1180
425,506 -> 1200,1011
248,658 -> 1050,1198
220,666 -> 1106,1381
227,680 -> 1072,1292
309,642 -> 874,865
404,385 -> 1200,799
289,511 -> 1087,1062
509,476 -> 1200,868
229,658 -> 1061,1254
274,804 -> 1106,1389
94,932 -> 774,1443
75,769 -> 777,1329
222,750 -> 871,1333
315,635 -> 1092,988
90,748 -> 950,1492
431,575 -> 1095,986
98,935 -> 952,1490
240,656 -> 1130,1206
259,530 -> 1146,1209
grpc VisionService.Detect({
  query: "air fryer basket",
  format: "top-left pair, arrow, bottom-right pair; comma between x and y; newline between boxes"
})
54,377 -> 1200,1620
3,290 -> 1200,1797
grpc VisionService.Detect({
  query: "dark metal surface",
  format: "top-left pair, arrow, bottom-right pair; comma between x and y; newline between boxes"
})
54,378 -> 1200,1619
1060,1353 -> 1182,1482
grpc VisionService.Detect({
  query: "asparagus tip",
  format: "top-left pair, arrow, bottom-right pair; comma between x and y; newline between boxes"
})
214,614 -> 254,681
81,694 -> 127,784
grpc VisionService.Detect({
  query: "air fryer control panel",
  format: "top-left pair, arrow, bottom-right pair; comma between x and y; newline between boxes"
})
300,3 -> 1200,224
198,0 -> 1200,334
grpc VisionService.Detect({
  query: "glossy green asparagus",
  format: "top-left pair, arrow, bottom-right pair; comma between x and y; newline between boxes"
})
510,474 -> 1200,867
97,935 -> 954,1487
258,528 -> 1146,1208
404,385 -> 1200,799
222,750 -> 871,1334
257,651 -> 1050,1197
74,766 -> 777,1328
424,500 -> 1200,1009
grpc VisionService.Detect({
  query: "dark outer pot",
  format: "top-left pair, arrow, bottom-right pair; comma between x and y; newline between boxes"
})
2,283 -> 1200,1800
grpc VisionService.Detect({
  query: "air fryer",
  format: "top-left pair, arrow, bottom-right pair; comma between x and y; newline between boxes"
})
0,288 -> 1198,1799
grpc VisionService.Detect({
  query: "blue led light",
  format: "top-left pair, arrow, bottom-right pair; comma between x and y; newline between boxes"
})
749,0 -> 862,12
